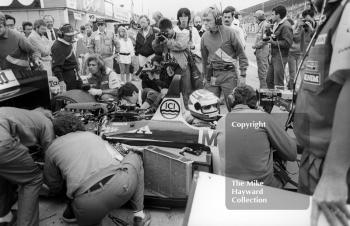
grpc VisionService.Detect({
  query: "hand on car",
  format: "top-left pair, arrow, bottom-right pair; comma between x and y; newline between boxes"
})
88,88 -> 103,96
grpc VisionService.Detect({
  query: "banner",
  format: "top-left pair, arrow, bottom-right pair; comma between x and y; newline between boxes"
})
0,0 -> 41,9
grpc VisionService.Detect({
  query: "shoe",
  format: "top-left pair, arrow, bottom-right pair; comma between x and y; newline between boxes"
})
133,212 -> 151,226
62,204 -> 77,223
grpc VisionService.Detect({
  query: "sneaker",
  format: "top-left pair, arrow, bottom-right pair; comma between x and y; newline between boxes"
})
62,204 -> 77,223
133,212 -> 151,226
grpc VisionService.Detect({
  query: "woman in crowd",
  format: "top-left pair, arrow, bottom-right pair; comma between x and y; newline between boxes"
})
116,26 -> 135,83
85,54 -> 121,101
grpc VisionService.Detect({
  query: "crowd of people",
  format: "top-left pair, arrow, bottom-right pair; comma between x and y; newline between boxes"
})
0,0 -> 350,225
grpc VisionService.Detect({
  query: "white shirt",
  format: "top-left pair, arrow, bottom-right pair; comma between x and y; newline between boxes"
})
118,38 -> 135,64
46,28 -> 56,42
173,26 -> 202,58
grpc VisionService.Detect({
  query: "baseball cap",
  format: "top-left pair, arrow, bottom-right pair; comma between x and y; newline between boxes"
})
60,24 -> 77,36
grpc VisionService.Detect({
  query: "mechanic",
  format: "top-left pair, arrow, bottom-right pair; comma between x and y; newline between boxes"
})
184,89 -> 220,128
216,85 -> 297,188
44,111 -> 150,226
117,82 -> 163,110
0,12 -> 41,71
252,10 -> 270,89
265,5 -> 293,89
85,54 -> 121,101
89,18 -> 119,69
51,24 -> 82,92
0,107 -> 55,226
293,0 -> 350,225
201,6 -> 248,111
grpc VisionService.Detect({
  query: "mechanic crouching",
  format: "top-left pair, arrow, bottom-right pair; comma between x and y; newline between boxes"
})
216,85 -> 297,188
44,112 -> 150,226
0,107 -> 55,226
84,54 -> 122,101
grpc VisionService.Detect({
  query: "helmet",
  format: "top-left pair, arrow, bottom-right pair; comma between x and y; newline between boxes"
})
188,89 -> 220,122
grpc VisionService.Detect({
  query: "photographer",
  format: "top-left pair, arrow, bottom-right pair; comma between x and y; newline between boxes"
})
152,17 -> 192,107
216,85 -> 297,188
265,6 -> 293,89
300,9 -> 316,53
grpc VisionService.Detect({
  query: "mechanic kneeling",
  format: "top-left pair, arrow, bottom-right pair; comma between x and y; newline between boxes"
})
117,82 -> 164,110
44,112 -> 150,226
216,85 -> 297,188
85,54 -> 122,101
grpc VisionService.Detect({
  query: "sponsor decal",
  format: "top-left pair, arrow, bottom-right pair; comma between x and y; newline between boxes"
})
304,73 -> 320,85
315,34 -> 327,45
160,99 -> 180,119
198,129 -> 217,146
305,60 -> 319,72
0,70 -> 20,90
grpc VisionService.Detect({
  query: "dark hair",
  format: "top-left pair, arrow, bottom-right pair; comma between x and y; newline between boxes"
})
272,5 -> 287,19
159,18 -> 173,30
223,6 -> 236,17
22,21 -> 32,30
33,19 -> 46,29
232,85 -> 257,109
117,82 -> 139,99
177,8 -> 191,24
5,14 -> 15,25
86,54 -> 106,74
80,25 -> 85,30
151,55 -> 163,64
234,12 -> 240,19
302,9 -> 315,18
287,18 -> 294,26
53,111 -> 86,137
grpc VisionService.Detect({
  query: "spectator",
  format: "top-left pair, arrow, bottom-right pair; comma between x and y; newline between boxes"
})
152,11 -> 164,28
43,15 -> 58,45
135,15 -> 157,67
287,16 -> 303,90
300,9 -> 316,53
116,26 -> 134,83
252,10 -> 270,88
265,5 -> 293,89
216,85 -> 297,187
128,20 -> 140,80
0,12 -> 40,71
153,17 -> 192,107
77,25 -> 85,40
5,14 -> 15,30
193,15 -> 205,37
84,54 -> 121,101
222,6 -> 246,48
28,19 -> 52,77
75,23 -> 94,75
51,24 -> 82,92
89,18 -> 119,69
118,82 -> 163,110
22,21 -> 32,38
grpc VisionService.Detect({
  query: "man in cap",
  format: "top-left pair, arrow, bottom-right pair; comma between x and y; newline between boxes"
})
51,24 -> 82,92
252,10 -> 270,88
89,18 -> 119,69
0,12 -> 40,70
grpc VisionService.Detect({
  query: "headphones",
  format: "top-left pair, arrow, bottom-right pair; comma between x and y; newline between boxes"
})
209,6 -> 223,26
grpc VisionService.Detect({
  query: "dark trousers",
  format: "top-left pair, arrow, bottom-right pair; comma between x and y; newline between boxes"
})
266,54 -> 288,89
0,128 -> 42,226
72,153 -> 144,226
287,52 -> 301,90
63,69 -> 83,91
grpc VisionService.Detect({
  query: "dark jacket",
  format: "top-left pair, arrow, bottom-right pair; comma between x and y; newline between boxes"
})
271,19 -> 293,57
135,27 -> 158,57
43,28 -> 59,41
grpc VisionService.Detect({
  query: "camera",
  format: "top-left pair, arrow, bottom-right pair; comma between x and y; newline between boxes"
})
262,26 -> 275,41
157,32 -> 168,42
257,89 -> 294,113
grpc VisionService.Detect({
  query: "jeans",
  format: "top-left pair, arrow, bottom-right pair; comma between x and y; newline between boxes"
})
266,54 -> 288,89
288,52 -> 301,90
0,127 -> 42,226
255,46 -> 269,89
72,153 -> 144,226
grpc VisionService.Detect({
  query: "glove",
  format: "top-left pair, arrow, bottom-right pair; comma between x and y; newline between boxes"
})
88,88 -> 103,96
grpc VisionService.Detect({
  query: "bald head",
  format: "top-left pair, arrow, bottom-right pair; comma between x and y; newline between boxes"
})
254,10 -> 265,22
